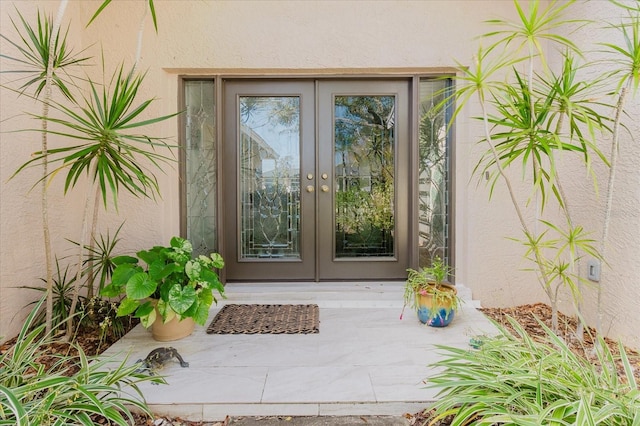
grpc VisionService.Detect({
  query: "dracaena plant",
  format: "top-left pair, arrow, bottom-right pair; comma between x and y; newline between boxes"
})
437,0 -> 639,334
1,0 -> 165,339
101,237 -> 225,328
13,63 -> 177,207
1,7 -> 90,335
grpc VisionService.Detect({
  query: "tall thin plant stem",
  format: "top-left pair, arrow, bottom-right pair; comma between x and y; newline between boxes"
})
597,83 -> 629,335
42,0 -> 69,333
66,164 -> 94,340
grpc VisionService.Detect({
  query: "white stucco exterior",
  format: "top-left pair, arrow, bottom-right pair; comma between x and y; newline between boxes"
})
1,1 -> 638,349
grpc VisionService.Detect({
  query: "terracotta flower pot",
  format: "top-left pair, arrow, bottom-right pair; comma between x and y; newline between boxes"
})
151,315 -> 195,341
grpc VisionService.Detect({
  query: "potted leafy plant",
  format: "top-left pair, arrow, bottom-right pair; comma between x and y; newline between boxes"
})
400,256 -> 461,327
101,236 -> 224,341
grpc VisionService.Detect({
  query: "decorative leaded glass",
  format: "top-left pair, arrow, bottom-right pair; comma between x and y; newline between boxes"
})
239,96 -> 301,259
418,79 -> 450,267
185,80 -> 217,256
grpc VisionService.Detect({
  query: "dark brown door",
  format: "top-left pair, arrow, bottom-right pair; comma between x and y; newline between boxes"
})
223,80 -> 410,281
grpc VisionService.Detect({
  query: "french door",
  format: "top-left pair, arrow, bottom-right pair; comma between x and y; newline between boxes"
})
223,80 -> 410,281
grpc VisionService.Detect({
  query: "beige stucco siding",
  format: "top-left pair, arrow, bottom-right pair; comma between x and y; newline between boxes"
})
1,1 -> 638,350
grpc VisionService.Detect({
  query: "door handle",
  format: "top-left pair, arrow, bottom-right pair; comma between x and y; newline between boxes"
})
306,185 -> 315,193
321,185 -> 330,193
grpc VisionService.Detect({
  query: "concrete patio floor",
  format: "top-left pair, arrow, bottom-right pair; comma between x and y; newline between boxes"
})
100,282 -> 497,422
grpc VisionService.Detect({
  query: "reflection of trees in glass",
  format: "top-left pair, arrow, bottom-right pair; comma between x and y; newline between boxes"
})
239,96 -> 301,259
418,80 -> 449,267
240,97 -> 300,133
334,96 -> 395,257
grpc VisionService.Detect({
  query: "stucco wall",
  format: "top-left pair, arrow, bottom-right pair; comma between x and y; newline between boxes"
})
1,1 -> 637,350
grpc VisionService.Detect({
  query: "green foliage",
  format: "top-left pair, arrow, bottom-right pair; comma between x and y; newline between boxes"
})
88,0 -> 158,33
21,257 -> 83,331
68,222 -> 131,298
13,64 -> 179,208
601,3 -> 640,95
433,0 -> 640,333
101,236 -> 225,327
426,317 -> 640,425
402,257 -> 461,320
0,298 -> 156,425
335,181 -> 394,233
0,7 -> 89,100
517,220 -> 601,303
79,296 -> 135,349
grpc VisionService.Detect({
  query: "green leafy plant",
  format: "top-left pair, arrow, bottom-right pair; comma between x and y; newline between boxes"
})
425,317 -> 640,425
401,256 -> 461,324
101,236 -> 225,328
20,256 -> 83,331
0,297 -> 157,425
68,222 -> 132,300
14,64 -> 177,207
79,296 -> 136,351
1,7 -> 90,334
2,2 -> 173,339
437,0 -> 640,333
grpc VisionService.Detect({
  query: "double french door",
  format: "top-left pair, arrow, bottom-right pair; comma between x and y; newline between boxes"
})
223,80 -> 410,281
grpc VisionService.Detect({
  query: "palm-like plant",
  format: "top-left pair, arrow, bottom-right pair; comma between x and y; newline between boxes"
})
70,222 -> 131,299
14,64 -> 177,207
2,1 -> 171,338
596,2 -> 640,334
1,6 -> 89,334
0,8 -> 88,100
19,62 -> 179,340
439,0 -> 638,333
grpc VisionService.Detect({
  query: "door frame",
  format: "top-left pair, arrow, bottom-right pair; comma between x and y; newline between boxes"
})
179,73 -> 455,283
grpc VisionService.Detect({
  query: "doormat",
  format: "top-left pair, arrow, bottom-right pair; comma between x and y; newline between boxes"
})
206,304 -> 320,334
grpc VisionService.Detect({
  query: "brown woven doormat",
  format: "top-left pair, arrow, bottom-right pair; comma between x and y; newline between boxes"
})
206,304 -> 320,334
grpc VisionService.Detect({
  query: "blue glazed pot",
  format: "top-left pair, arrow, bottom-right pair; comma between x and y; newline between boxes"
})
415,284 -> 457,327
417,306 -> 455,327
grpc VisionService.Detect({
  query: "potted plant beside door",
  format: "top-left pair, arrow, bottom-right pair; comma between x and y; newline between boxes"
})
401,256 -> 461,327
101,236 -> 225,341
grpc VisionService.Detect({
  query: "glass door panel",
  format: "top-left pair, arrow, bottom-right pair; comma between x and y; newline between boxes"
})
334,95 -> 396,258
239,96 -> 301,260
184,80 -> 217,256
224,79 -> 409,281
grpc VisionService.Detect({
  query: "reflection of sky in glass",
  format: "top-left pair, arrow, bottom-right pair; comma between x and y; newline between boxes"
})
240,97 -> 300,173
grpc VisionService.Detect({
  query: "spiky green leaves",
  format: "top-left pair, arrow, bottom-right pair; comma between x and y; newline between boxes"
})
0,8 -> 89,100
88,0 -> 158,33
13,65 -> 179,208
0,297 -> 157,425
427,318 -> 640,425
